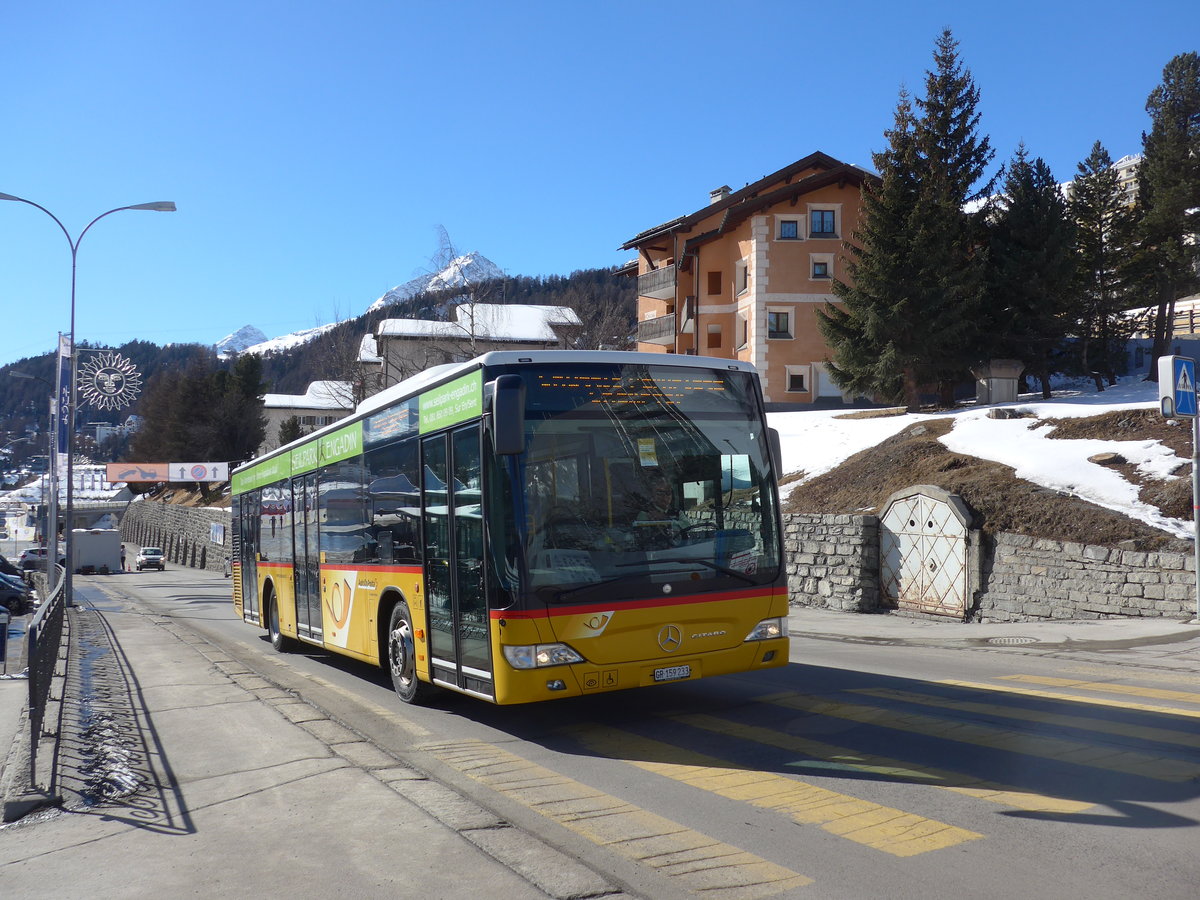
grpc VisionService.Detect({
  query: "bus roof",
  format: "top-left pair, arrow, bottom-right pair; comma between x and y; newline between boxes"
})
235,350 -> 763,478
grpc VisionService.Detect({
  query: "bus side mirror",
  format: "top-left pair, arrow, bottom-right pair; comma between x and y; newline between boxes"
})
491,375 -> 526,455
768,427 -> 782,476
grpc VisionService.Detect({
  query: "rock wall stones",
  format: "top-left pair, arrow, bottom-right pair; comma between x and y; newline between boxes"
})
975,533 -> 1195,622
784,512 -> 1194,621
783,514 -> 882,612
120,501 -> 231,574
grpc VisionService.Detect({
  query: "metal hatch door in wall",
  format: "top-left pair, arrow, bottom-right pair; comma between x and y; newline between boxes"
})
880,486 -> 972,618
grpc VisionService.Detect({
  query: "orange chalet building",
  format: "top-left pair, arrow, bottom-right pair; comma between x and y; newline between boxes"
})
622,151 -> 877,404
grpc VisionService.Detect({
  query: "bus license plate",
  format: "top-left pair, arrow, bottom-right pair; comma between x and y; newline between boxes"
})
653,665 -> 691,682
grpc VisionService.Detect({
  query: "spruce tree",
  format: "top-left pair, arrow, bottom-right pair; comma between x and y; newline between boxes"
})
912,29 -> 994,403
983,145 -> 1077,399
1138,51 -> 1200,377
821,29 -> 993,410
1070,141 -> 1137,387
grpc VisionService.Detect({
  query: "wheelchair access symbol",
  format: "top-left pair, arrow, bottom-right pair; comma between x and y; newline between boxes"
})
1158,356 -> 1197,418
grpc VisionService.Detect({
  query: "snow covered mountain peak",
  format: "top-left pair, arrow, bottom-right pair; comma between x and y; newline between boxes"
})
215,325 -> 269,356
368,252 -> 504,312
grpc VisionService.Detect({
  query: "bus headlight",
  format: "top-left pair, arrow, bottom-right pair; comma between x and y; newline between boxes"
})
744,617 -> 787,642
503,643 -> 586,669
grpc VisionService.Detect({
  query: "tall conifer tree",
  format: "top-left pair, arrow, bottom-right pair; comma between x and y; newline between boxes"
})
821,29 -> 992,410
1070,141 -> 1136,387
983,145 -> 1077,398
1138,51 -> 1200,377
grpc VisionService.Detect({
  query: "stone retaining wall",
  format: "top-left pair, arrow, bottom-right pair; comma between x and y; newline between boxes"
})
782,514 -> 882,612
784,511 -> 1196,621
120,500 -> 232,574
976,533 -> 1194,621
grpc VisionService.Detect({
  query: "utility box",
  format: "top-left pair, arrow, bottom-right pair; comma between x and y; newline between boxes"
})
71,528 -> 122,575
971,359 -> 1024,405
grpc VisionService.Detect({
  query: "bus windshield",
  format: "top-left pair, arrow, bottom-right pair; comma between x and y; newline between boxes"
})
490,362 -> 781,606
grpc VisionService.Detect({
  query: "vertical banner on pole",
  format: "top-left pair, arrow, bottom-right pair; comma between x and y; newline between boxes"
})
56,334 -> 71,459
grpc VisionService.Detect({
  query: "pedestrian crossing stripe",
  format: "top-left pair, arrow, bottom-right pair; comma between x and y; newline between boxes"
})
758,692 -> 1200,783
425,739 -> 813,898
567,724 -> 982,857
996,675 -> 1200,706
670,712 -> 1093,815
855,687 -> 1200,751
938,678 -> 1200,720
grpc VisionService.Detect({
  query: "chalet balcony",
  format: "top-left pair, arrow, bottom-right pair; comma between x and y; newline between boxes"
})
637,313 -> 676,345
637,264 -> 677,300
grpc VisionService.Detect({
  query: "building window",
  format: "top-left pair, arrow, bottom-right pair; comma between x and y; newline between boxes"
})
812,260 -> 830,278
736,315 -> 748,350
707,325 -> 722,349
736,260 -> 749,295
767,310 -> 792,340
707,271 -> 722,295
786,366 -> 809,393
810,209 -> 836,237
778,219 -> 799,240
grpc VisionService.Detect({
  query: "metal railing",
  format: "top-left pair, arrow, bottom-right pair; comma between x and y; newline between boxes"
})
26,564 -> 67,781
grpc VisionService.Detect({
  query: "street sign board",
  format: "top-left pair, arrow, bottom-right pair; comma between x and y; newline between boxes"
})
1158,355 -> 1197,417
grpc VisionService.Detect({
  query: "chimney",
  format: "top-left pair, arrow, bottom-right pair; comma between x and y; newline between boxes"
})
709,185 -> 731,205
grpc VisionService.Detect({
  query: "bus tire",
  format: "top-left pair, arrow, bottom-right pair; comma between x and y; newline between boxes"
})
387,600 -> 431,705
267,593 -> 294,653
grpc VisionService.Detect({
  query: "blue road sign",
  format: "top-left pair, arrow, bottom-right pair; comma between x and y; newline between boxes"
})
1158,356 -> 1198,417
1174,357 -> 1197,417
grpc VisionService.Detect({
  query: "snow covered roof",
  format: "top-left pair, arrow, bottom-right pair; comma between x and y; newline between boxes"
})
263,380 -> 354,411
358,334 -> 381,364
376,303 -> 581,343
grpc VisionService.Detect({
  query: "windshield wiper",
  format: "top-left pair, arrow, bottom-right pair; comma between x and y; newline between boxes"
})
553,572 -> 649,603
552,557 -> 759,603
615,557 -> 758,586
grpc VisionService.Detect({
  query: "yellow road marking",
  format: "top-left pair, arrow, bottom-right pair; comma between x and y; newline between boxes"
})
858,687 -> 1200,751
426,740 -> 811,899
672,712 -> 1091,815
997,675 -> 1200,706
757,692 -> 1200,783
569,726 -> 981,857
939,679 -> 1200,720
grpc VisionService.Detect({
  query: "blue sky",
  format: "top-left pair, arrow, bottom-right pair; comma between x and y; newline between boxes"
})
0,0 -> 1194,367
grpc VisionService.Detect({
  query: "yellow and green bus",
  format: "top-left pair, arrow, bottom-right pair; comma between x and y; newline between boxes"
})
231,350 -> 788,705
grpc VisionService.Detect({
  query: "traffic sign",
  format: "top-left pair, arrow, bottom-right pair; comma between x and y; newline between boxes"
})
1158,355 -> 1197,417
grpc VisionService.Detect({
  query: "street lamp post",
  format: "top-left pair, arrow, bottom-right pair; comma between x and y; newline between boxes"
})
0,193 -> 175,605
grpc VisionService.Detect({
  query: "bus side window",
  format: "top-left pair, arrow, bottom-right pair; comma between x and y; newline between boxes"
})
366,437 -> 422,565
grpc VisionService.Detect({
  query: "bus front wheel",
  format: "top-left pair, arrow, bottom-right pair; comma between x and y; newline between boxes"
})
387,601 -> 431,705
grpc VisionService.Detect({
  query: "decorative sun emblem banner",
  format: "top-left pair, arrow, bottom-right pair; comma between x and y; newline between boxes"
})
77,350 -> 143,410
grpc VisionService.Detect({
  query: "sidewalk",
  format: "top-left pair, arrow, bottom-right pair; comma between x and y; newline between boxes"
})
0,585 -> 620,899
786,605 -> 1200,651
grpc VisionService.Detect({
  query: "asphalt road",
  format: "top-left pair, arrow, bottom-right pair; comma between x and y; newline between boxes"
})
87,566 -> 1200,900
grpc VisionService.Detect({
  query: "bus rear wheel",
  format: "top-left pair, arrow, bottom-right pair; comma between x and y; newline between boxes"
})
268,594 -> 294,652
387,601 -> 431,705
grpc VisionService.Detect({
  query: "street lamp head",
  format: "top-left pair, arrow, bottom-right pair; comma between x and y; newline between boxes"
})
0,193 -> 176,212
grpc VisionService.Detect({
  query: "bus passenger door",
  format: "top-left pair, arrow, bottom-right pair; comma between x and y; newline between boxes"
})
422,425 -> 491,696
294,472 -> 322,641
238,493 -> 260,624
